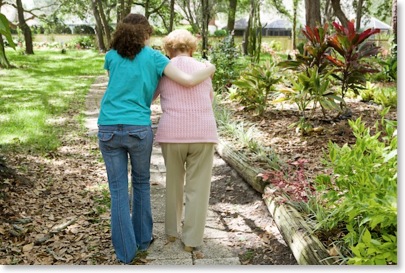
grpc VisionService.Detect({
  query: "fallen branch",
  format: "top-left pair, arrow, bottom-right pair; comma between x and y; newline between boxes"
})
34,217 -> 77,245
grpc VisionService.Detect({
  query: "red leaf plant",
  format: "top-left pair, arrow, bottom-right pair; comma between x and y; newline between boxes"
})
259,158 -> 315,205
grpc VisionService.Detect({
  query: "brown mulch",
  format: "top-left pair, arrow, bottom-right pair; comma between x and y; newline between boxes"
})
214,94 -> 397,258
217,97 -> 397,184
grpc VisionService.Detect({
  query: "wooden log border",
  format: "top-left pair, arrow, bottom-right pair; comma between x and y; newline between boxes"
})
215,138 -> 334,265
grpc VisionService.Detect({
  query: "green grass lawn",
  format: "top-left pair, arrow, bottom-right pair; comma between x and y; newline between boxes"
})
0,49 -> 105,153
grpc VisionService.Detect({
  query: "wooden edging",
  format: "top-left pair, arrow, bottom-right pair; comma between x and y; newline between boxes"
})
215,139 -> 333,265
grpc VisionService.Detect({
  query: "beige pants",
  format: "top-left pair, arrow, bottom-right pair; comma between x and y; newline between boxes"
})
160,143 -> 215,247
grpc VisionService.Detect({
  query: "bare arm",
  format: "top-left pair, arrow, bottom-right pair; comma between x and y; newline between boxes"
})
163,62 -> 215,88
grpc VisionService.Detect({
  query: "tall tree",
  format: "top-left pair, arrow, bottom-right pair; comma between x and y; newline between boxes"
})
227,0 -> 237,33
330,0 -> 348,27
16,0 -> 34,54
355,0 -> 364,30
201,0 -> 210,59
97,0 -> 111,44
91,0 -> 106,52
0,9 -> 16,68
117,0 -> 132,23
304,0 -> 321,27
243,0 -> 261,62
391,0 -> 396,55
168,0 -> 174,32
270,0 -> 301,49
177,0 -> 200,33
322,0 -> 334,23
132,0 -> 168,20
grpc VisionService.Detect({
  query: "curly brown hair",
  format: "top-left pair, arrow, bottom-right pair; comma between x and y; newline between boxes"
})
110,13 -> 154,60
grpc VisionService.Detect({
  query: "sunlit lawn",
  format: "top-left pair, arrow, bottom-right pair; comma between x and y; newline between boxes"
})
0,49 -> 105,153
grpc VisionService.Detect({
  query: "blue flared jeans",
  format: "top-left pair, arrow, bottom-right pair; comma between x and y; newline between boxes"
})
98,124 -> 153,264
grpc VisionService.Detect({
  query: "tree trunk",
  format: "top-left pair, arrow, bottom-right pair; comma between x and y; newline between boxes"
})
243,0 -> 255,56
323,0 -> 334,24
0,0 -> 12,69
355,0 -> 364,30
304,0 -> 321,27
117,0 -> 124,23
227,0 -> 237,33
91,0 -> 106,52
292,0 -> 298,49
242,16 -> 250,55
0,35 -> 11,68
96,0 -> 111,46
16,0 -> 34,54
180,0 -> 199,33
145,0 -> 150,18
253,1 -> 261,63
201,0 -> 210,59
117,0 -> 131,23
331,0 -> 349,28
124,0 -> 132,17
392,0 -> 397,55
169,0 -> 175,32
244,0 -> 261,62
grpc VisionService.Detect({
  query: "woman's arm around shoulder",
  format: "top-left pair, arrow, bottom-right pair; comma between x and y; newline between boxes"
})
163,62 -> 215,88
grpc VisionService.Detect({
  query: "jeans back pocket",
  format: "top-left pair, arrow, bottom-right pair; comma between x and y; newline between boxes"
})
98,132 -> 115,142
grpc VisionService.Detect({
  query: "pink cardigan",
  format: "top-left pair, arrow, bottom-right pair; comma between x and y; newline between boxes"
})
154,56 -> 218,144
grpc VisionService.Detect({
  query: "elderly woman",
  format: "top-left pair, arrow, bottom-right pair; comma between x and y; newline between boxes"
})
153,29 -> 218,252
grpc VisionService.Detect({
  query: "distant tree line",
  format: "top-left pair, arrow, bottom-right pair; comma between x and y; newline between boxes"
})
0,0 -> 397,68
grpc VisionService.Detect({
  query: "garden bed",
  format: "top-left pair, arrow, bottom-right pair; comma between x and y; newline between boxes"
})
214,95 -> 397,262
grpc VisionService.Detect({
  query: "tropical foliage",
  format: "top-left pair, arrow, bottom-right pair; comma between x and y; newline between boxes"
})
326,20 -> 381,111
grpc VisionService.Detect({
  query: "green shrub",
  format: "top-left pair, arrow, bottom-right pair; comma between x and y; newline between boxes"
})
313,108 -> 397,265
372,54 -> 397,82
213,29 -> 227,37
359,81 -> 377,102
326,20 -> 381,112
209,34 -> 243,93
374,86 -> 397,108
231,60 -> 281,116
66,36 -> 95,49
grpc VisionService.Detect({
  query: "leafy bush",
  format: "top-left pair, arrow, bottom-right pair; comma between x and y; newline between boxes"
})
276,67 -> 341,134
261,41 -> 282,53
276,23 -> 341,131
213,97 -> 282,169
278,23 -> 331,74
373,55 -> 397,82
66,36 -> 95,49
359,81 -> 377,102
213,29 -> 227,37
231,60 -> 281,115
313,108 -> 397,265
359,82 -> 397,108
373,86 -> 397,108
326,20 -> 381,112
209,34 -> 244,93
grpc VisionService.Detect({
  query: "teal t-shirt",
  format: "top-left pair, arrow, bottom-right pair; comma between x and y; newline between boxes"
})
98,47 -> 170,125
